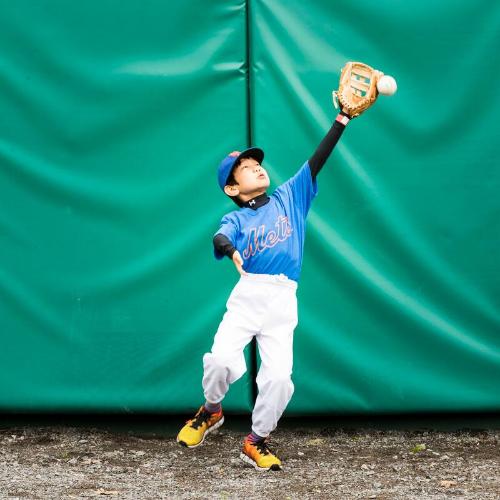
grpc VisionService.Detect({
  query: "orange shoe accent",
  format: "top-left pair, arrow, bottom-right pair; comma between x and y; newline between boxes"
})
240,436 -> 282,471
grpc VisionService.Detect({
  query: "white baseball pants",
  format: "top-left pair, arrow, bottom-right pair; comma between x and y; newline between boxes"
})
202,273 -> 298,438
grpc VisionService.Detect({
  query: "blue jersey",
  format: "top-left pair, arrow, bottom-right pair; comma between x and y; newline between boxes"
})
214,161 -> 318,282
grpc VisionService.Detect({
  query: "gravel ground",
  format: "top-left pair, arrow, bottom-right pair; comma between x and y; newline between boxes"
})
0,416 -> 498,499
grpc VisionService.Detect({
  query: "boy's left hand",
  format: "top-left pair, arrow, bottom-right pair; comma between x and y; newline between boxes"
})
232,251 -> 248,276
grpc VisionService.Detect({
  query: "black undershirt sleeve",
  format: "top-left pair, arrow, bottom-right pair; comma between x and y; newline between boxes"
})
308,112 -> 350,180
213,233 -> 236,259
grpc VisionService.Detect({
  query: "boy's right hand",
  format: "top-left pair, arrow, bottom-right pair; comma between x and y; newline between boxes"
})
232,250 -> 248,276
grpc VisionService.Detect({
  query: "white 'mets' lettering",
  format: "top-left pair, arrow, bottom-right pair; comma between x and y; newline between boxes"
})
242,216 -> 293,259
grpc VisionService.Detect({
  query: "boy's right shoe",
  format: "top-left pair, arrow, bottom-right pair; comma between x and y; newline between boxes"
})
240,436 -> 282,471
176,405 -> 224,448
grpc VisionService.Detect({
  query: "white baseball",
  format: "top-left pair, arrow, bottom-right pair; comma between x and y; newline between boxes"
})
377,75 -> 397,96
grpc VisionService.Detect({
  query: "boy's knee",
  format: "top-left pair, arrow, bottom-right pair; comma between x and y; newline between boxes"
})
203,352 -> 246,382
257,370 -> 293,389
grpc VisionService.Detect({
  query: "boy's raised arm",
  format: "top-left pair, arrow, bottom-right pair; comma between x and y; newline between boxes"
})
308,111 -> 351,180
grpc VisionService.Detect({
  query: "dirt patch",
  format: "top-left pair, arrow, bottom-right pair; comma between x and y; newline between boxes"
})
0,422 -> 498,499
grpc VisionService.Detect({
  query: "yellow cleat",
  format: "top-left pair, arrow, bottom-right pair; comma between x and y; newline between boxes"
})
176,405 -> 224,448
240,436 -> 283,471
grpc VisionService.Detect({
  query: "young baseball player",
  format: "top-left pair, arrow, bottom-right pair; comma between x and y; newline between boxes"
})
176,108 -> 352,471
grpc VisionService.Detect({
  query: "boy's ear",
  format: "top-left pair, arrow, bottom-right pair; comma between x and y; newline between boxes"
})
224,184 -> 240,197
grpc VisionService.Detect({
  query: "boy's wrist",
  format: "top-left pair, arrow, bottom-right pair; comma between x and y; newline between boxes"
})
336,112 -> 351,126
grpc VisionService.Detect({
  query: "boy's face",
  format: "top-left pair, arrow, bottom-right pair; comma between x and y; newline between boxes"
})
224,157 -> 270,201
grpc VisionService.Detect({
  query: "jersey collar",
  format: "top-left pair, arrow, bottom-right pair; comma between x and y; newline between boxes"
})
242,192 -> 270,210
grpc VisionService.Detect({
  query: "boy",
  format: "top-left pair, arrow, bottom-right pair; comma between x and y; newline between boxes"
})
177,109 -> 352,471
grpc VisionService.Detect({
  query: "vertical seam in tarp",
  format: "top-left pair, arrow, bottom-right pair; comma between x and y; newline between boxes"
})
245,0 -> 259,406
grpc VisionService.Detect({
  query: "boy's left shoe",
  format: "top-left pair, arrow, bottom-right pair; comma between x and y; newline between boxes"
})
176,405 -> 224,448
240,436 -> 282,471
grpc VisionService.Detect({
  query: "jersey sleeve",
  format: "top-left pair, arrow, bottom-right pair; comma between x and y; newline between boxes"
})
274,161 -> 318,217
213,214 -> 239,260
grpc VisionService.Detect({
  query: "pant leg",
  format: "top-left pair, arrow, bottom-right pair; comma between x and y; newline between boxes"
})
251,286 -> 298,437
202,279 -> 263,404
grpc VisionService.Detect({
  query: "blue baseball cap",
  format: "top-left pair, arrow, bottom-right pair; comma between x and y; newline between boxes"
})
217,147 -> 264,192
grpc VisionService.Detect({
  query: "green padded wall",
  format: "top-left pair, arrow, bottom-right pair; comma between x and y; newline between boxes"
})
0,1 -> 252,412
251,0 -> 500,413
0,1 -> 499,414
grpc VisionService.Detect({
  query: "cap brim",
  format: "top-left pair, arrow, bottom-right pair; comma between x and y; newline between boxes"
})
236,147 -> 264,165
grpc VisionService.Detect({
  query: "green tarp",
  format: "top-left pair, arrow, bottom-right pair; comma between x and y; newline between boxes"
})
1,1 -> 499,414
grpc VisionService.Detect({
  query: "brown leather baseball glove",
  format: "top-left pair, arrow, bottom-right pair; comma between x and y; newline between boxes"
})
332,61 -> 382,117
